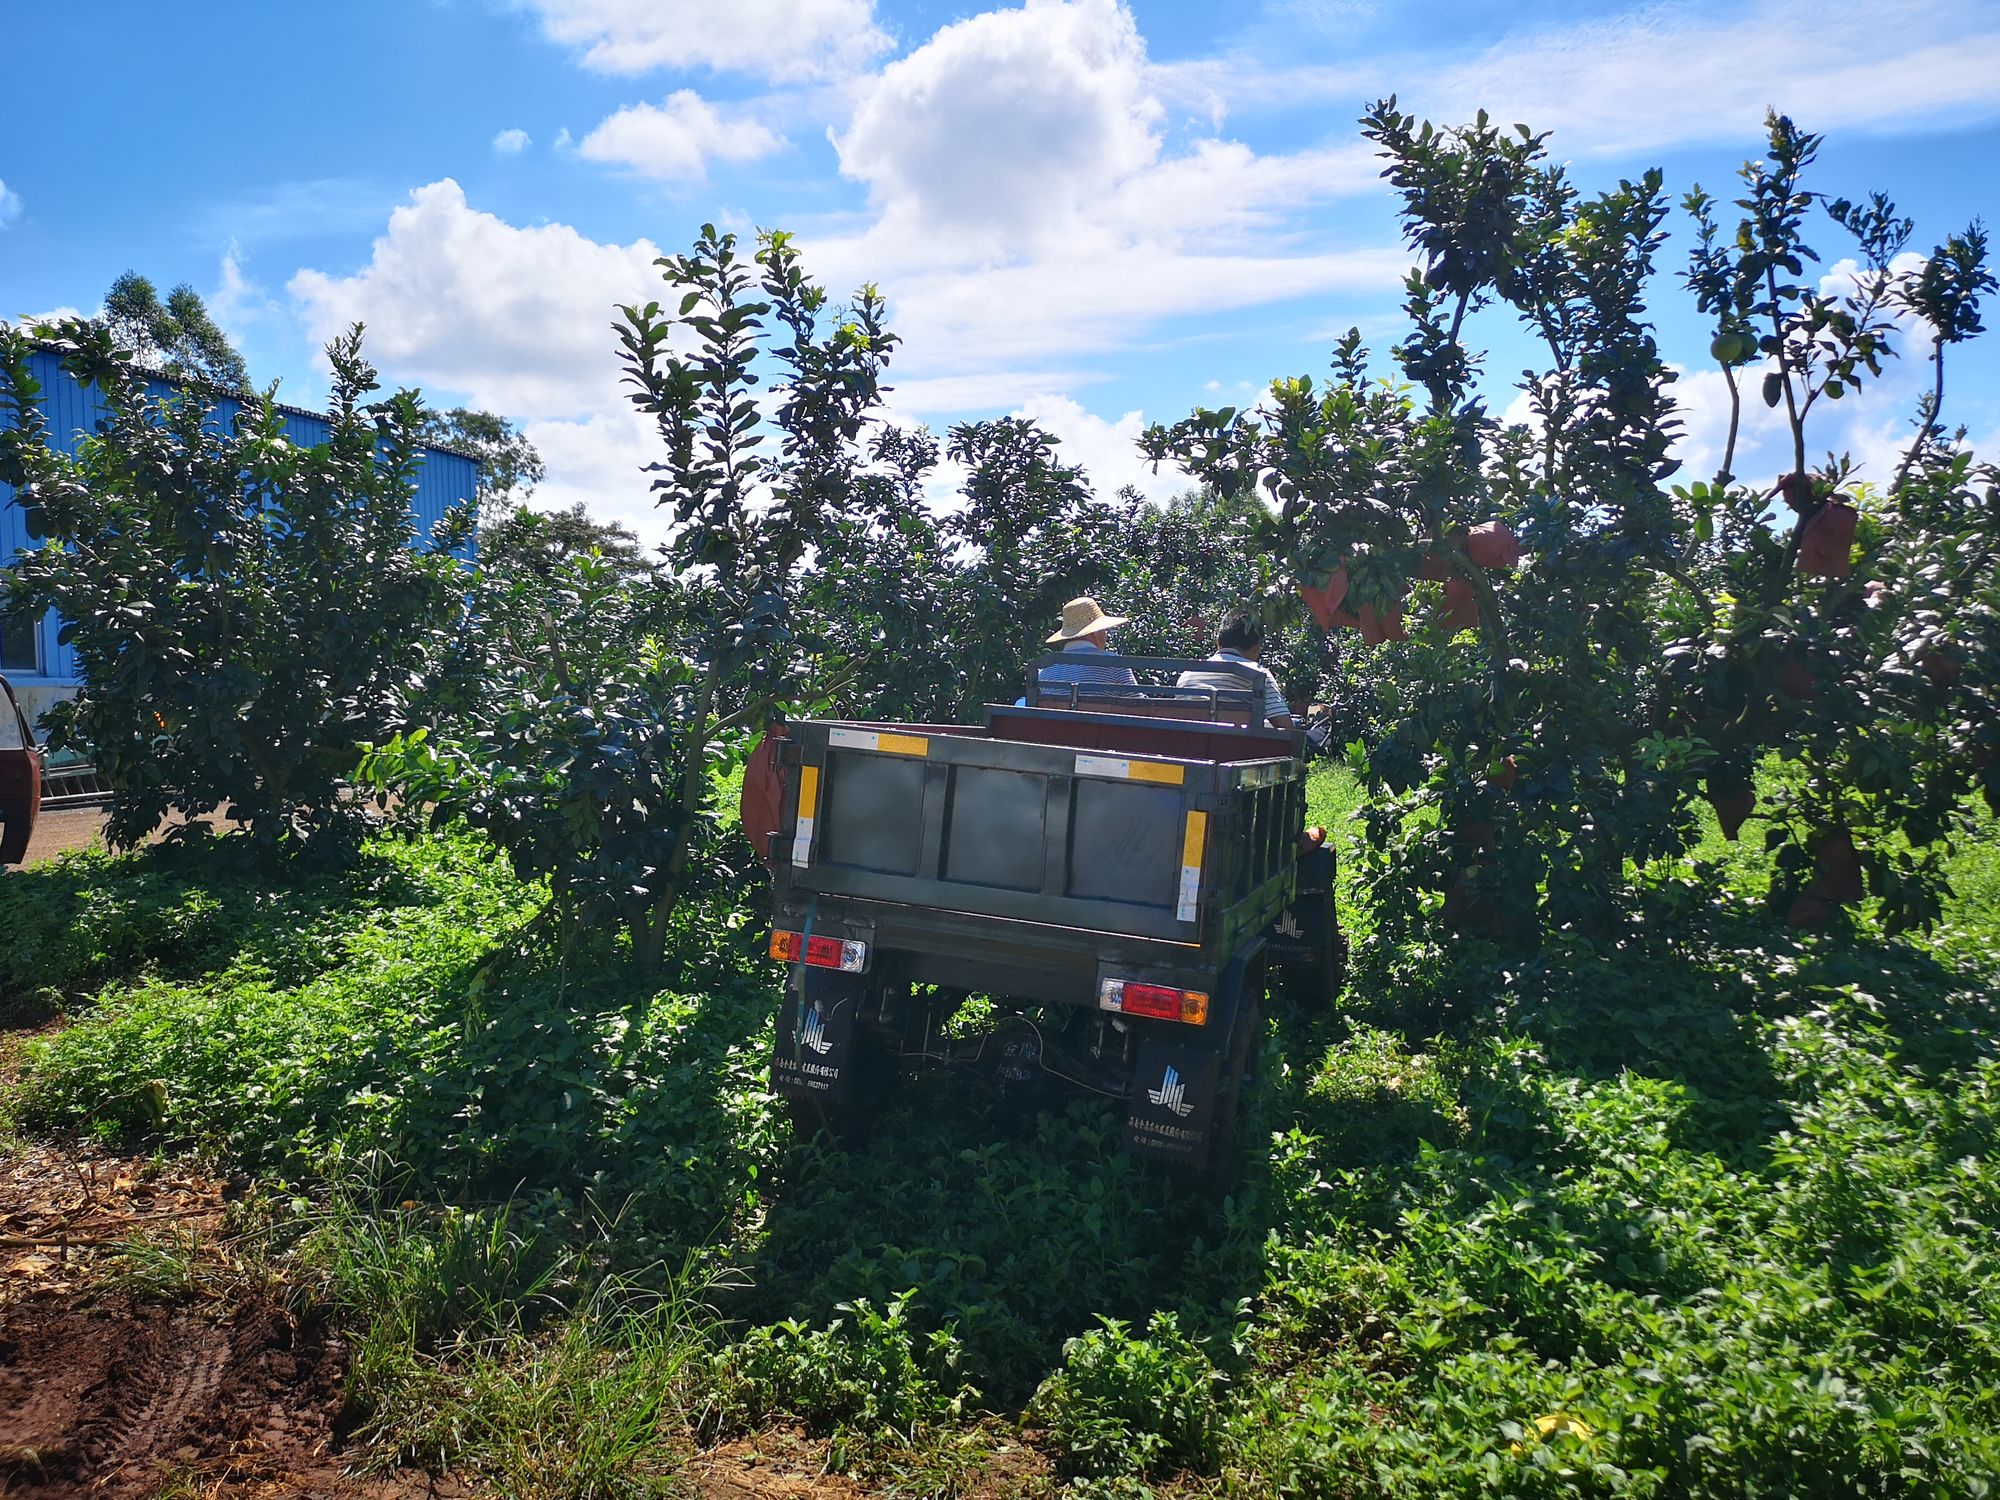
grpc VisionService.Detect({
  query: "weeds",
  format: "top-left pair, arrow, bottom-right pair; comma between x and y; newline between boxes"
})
6,782 -> 2000,1493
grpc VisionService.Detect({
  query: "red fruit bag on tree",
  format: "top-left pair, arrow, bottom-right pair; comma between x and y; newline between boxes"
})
1809,827 -> 1865,904
1776,471 -> 1816,512
1465,521 -> 1521,570
1358,603 -> 1407,645
1300,567 -> 1350,633
1439,575 -> 1479,631
1797,500 -> 1857,579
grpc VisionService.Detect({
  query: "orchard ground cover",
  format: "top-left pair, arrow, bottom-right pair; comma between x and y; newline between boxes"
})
1,767 -> 1998,1498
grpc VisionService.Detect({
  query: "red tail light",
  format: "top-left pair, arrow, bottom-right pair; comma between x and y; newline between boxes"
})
769,930 -> 868,973
1098,978 -> 1209,1025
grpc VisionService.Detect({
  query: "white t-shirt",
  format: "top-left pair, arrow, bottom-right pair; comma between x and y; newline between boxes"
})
1175,650 -> 1288,725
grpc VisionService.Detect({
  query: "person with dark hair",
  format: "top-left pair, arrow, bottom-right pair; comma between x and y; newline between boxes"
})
1175,612 -> 1294,729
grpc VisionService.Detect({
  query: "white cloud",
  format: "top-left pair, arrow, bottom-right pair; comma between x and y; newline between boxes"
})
870,245 -> 1404,378
521,0 -> 890,82
1012,393 -> 1189,503
211,241 -> 280,343
889,369 -> 1105,415
1425,0 -> 2000,155
810,0 -> 1402,400
579,91 -> 786,181
553,126 -> 574,149
1195,0 -> 2000,156
834,0 -> 1163,258
520,407 -> 668,540
0,179 -> 21,228
492,127 -> 532,155
288,179 -> 662,420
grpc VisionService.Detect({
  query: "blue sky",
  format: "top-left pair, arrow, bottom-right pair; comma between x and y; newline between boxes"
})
5,0 -> 1999,540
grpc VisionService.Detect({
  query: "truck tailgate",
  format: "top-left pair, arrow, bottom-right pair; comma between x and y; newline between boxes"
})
780,722 -> 1293,945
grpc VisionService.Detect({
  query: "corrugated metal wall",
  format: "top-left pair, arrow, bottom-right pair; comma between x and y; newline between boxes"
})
1,348 -> 481,688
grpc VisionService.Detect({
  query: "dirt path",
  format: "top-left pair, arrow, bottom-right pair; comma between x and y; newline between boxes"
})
0,1140 -> 1051,1498
0,1142 -> 429,1500
15,805 -> 107,866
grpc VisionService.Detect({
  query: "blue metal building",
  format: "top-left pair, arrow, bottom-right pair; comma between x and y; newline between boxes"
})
1,346 -> 480,727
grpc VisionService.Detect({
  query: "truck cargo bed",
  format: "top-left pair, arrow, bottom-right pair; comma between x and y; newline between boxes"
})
775,702 -> 1302,955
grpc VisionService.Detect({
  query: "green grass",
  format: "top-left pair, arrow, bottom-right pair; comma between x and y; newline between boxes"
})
5,778 -> 2000,1496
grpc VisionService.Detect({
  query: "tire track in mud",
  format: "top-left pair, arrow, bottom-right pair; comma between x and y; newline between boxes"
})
0,1295 -> 371,1499
80,1309 -> 233,1494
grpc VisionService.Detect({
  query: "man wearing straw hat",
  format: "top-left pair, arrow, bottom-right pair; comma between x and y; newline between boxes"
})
1038,596 -> 1140,693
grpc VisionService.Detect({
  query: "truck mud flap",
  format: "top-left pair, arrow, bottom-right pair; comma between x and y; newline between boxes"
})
1124,946 -> 1259,1168
1265,846 -> 1334,968
1124,1040 -> 1225,1166
773,970 -> 863,1105
1265,846 -> 1342,1002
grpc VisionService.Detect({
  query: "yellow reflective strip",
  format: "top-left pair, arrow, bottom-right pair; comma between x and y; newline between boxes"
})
1181,810 -> 1208,867
1128,760 -> 1186,786
797,763 -> 821,819
876,733 -> 930,757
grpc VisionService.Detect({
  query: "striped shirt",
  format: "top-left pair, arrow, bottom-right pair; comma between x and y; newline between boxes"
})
1038,641 -> 1139,699
1176,650 -> 1289,725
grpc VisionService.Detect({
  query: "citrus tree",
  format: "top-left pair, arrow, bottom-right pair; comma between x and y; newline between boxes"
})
1663,116 -> 1998,932
367,226 -> 899,966
1146,105 -> 1997,946
0,317 -> 471,859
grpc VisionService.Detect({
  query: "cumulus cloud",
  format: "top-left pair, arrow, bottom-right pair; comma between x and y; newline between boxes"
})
288,179 -> 662,420
834,0 -> 1162,257
580,91 -> 786,180
809,0 -> 1401,415
521,407 -> 670,540
492,127 -> 533,155
522,0 -> 890,82
0,179 -> 21,228
1012,393 -> 1190,503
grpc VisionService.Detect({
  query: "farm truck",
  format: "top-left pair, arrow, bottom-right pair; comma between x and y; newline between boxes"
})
741,655 -> 1340,1180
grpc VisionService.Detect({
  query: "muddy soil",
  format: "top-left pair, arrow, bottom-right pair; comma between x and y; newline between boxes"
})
0,1143 -> 1050,1498
0,1141 -> 427,1499
0,1292 -> 405,1500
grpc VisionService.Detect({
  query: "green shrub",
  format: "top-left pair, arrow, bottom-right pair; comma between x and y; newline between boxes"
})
710,1294 -> 970,1459
1300,1024 -> 1467,1167
1032,1313 -> 1226,1480
0,320 -> 473,857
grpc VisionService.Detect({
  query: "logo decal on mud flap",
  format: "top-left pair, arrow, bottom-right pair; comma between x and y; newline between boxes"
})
1147,1065 -> 1194,1118
1275,909 -> 1304,939
795,1002 -> 833,1056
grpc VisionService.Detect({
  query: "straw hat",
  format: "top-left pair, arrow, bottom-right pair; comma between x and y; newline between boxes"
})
1047,596 -> 1130,644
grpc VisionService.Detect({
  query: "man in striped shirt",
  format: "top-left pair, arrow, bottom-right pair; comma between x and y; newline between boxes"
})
1037,596 -> 1140,699
1176,613 -> 1295,729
